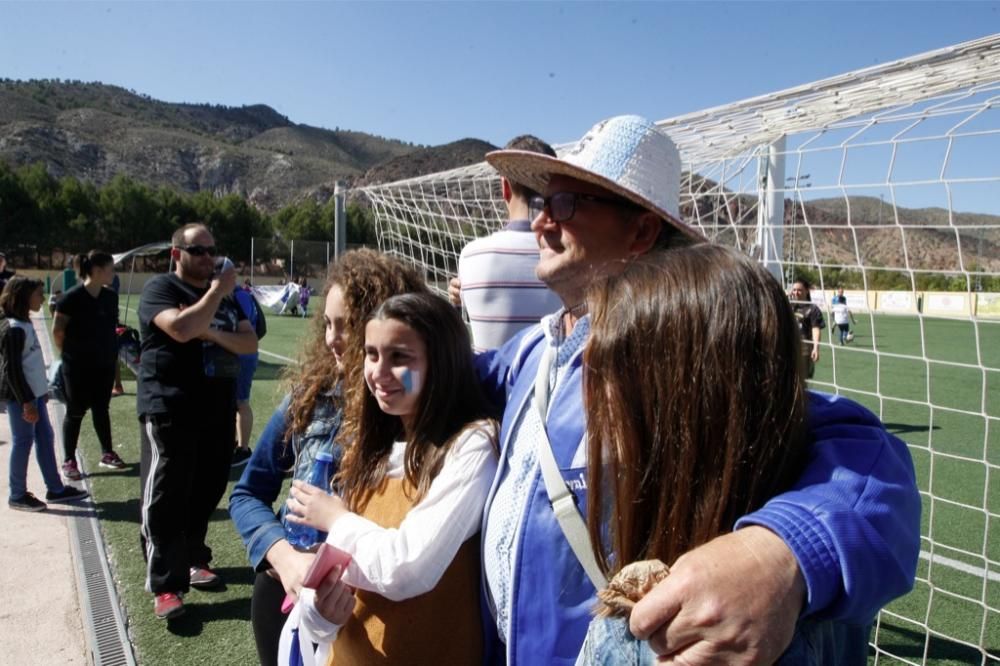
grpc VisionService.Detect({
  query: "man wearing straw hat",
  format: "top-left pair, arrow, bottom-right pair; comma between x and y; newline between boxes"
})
476,115 -> 920,664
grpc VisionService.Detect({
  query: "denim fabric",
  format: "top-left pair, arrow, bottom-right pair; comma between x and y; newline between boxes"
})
229,392 -> 343,570
575,615 -> 870,666
7,396 -> 63,499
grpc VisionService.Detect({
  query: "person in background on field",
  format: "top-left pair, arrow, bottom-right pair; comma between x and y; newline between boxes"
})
576,245 -> 876,665
282,291 -> 498,665
0,252 -> 15,292
453,135 -> 563,351
789,278 -> 824,378
831,294 -> 857,346
230,249 -> 427,666
832,286 -> 847,305
1,276 -> 89,512
52,251 -> 127,480
298,277 -> 311,318
137,223 -> 257,620
475,115 -> 918,664
232,284 -> 262,468
110,271 -> 126,396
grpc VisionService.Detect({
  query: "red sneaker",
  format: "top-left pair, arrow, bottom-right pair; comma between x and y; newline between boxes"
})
153,592 -> 184,619
189,565 -> 222,590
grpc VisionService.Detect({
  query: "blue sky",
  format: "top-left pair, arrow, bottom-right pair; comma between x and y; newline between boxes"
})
1,1 -> 997,148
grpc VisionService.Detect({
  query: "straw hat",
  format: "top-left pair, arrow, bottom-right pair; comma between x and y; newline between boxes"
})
486,115 -> 701,240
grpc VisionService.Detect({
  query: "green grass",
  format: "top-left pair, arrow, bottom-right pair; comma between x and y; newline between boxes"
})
75,311 -> 1000,664
810,314 -> 1000,665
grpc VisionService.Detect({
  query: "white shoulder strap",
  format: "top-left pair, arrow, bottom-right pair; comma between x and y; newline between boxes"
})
533,345 -> 608,590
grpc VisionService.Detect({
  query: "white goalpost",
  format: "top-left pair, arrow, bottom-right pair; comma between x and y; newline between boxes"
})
358,34 -> 1000,665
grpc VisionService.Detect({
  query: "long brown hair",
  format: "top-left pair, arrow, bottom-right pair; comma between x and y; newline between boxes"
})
584,244 -> 808,575
336,292 -> 496,511
283,249 -> 428,441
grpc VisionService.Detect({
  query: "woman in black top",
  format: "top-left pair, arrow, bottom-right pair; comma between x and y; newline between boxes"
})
52,250 -> 126,479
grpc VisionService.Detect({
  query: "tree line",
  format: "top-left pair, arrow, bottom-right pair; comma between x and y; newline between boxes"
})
0,160 -> 378,270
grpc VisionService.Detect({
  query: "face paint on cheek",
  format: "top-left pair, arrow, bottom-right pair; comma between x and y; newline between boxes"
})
400,368 -> 421,395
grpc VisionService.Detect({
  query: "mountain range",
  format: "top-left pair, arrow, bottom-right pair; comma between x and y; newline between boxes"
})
1,79 -> 996,275
0,79 -> 495,211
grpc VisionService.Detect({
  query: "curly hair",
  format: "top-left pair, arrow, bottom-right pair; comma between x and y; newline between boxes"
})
282,249 -> 428,442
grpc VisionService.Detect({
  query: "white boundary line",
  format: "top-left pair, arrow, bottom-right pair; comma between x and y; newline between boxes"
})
920,551 -> 1000,582
259,349 -> 297,364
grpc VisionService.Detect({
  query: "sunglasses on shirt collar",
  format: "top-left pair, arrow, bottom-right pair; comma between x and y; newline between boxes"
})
176,244 -> 219,257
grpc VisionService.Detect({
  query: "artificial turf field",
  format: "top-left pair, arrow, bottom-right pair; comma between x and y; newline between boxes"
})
74,311 -> 999,665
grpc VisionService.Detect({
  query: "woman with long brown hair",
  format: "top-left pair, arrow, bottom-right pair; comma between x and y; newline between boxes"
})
578,244 -> 868,664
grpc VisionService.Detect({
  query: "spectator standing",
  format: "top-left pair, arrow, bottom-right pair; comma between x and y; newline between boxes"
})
52,250 -> 127,480
2,276 -> 89,511
832,287 -> 847,305
232,285 -> 261,467
137,223 -> 257,620
576,245 -> 873,664
475,115 -> 918,663
789,278 -> 825,378
456,135 -> 562,351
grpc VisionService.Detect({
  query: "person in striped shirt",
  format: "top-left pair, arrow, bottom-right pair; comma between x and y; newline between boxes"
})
456,135 -> 563,351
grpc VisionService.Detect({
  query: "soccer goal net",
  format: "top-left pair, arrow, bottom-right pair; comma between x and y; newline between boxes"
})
358,34 -> 1000,664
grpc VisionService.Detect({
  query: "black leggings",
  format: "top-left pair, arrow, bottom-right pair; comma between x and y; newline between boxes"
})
252,571 -> 288,666
62,362 -> 115,461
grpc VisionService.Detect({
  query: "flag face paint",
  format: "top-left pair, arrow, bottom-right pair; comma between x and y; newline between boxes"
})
400,368 -> 421,395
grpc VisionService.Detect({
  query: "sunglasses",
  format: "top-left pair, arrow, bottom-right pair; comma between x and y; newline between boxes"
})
528,191 -> 637,223
177,244 -> 219,257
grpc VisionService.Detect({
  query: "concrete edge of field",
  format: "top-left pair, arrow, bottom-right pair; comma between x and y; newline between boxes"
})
0,310 -> 136,666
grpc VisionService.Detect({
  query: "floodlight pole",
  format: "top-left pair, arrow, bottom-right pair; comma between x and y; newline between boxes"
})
757,136 -> 786,283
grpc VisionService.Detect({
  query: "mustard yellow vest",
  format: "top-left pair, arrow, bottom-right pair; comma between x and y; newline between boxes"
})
328,478 -> 483,665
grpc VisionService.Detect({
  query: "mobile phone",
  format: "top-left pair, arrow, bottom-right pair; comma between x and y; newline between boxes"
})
281,543 -> 352,613
213,256 -> 234,277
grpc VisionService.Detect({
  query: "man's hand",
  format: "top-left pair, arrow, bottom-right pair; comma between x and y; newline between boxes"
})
211,263 -> 237,294
286,480 -> 349,532
629,526 -> 805,665
22,401 -> 39,424
447,277 -> 462,307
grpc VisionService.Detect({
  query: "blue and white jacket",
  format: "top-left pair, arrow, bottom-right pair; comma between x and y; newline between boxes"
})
476,324 -> 921,665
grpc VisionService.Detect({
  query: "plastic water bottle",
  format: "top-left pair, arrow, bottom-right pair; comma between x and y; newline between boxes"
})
285,450 -> 335,549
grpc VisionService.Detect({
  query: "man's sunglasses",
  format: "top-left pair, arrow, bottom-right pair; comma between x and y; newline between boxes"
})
177,244 -> 219,257
528,191 -> 637,223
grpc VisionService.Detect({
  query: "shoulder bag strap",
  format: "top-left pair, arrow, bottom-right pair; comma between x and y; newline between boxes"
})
533,345 -> 608,590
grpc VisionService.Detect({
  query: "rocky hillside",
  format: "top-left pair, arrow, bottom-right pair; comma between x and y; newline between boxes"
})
0,80 -> 494,211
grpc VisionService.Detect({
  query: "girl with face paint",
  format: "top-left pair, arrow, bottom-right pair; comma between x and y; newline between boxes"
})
284,291 -> 499,665
229,249 -> 428,666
